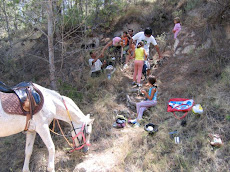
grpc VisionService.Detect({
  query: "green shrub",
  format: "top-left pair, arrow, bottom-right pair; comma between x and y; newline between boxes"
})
226,115 -> 230,121
172,10 -> 183,18
156,32 -> 167,50
185,0 -> 203,12
166,0 -> 180,6
221,66 -> 230,85
58,80 -> 83,102
62,7 -> 85,29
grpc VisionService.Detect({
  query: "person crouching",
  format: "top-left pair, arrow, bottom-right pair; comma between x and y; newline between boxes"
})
89,51 -> 106,77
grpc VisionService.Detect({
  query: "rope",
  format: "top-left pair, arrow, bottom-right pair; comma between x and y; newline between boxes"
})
56,119 -> 73,147
62,97 -> 77,136
50,119 -> 73,147
49,97 -> 88,153
173,111 -> 188,119
62,97 -> 72,121
52,119 -> 55,131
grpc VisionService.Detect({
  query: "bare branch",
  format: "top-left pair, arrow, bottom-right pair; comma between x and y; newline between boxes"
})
25,53 -> 49,63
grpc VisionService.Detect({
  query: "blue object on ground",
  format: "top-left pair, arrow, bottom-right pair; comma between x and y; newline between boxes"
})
169,131 -> 178,135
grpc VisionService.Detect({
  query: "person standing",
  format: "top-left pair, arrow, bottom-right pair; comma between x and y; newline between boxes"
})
132,41 -> 147,87
130,27 -> 162,59
123,29 -> 135,68
172,17 -> 181,39
121,31 -> 130,63
127,29 -> 134,45
121,31 -> 129,47
124,41 -> 135,68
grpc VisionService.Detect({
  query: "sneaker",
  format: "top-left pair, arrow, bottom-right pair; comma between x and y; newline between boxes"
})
123,64 -> 128,69
133,122 -> 140,128
137,83 -> 142,87
132,81 -> 136,85
128,119 -> 137,124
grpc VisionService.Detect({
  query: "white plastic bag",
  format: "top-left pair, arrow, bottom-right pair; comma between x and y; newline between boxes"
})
192,104 -> 203,115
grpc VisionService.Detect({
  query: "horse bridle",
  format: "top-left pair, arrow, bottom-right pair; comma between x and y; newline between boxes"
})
69,123 -> 91,153
61,97 -> 91,153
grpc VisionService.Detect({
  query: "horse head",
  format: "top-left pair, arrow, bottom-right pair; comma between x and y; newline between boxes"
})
71,114 -> 94,153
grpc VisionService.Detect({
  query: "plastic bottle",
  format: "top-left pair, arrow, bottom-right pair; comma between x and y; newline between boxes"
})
108,74 -> 111,80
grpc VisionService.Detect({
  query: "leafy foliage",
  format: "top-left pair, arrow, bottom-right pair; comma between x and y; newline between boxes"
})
58,80 -> 83,102
185,0 -> 203,12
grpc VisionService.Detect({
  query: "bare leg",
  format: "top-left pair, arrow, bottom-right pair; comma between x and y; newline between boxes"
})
125,54 -> 131,64
36,124 -> 55,172
147,69 -> 150,77
121,47 -> 123,64
23,131 -> 36,172
126,94 -> 136,106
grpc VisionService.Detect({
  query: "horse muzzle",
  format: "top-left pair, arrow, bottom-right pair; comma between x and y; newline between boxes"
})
82,145 -> 89,153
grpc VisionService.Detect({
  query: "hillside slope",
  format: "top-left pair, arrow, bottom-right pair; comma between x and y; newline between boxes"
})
0,0 -> 229,172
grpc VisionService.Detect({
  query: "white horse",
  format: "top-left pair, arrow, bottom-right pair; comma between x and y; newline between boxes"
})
0,83 -> 94,172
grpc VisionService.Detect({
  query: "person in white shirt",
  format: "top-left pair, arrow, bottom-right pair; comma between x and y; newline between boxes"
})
130,27 -> 162,59
129,28 -> 162,78
89,51 -> 106,77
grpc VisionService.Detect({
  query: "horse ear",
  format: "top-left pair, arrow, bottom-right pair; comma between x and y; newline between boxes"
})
89,118 -> 94,124
86,114 -> 94,124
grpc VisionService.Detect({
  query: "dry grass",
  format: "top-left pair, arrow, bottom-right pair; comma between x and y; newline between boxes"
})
0,0 -> 230,171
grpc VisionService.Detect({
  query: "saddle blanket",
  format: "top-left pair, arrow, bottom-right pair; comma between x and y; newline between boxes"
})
0,92 -> 24,115
0,89 -> 44,116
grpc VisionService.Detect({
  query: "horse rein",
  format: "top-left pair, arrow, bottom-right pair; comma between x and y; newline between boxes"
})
50,119 -> 90,152
50,119 -> 73,147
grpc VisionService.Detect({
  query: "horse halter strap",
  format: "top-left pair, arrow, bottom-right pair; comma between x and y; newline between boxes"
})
69,124 -> 91,153
62,97 -> 90,152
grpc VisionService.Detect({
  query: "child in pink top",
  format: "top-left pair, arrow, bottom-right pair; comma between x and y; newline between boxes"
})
102,37 -> 122,57
173,17 -> 181,39
112,37 -> 122,46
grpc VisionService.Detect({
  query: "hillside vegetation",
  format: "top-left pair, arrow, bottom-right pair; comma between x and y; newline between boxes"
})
0,0 -> 230,171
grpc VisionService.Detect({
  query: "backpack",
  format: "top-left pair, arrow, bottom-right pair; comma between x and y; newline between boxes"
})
113,115 -> 127,128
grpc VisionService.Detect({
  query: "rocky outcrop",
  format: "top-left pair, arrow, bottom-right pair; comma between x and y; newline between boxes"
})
173,27 -> 211,57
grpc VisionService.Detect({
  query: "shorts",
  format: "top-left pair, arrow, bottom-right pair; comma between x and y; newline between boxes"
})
145,61 -> 150,70
142,61 -> 150,77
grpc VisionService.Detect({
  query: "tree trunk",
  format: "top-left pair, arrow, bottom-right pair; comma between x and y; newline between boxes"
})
76,0 -> 83,14
53,0 -> 62,45
14,14 -> 18,31
95,1 -> 99,22
1,0 -> 13,49
84,0 -> 88,50
47,0 -> 57,90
